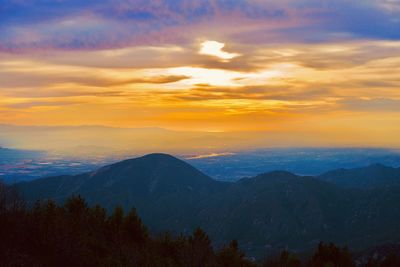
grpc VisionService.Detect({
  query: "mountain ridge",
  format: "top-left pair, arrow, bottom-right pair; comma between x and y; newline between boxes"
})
15,154 -> 400,257
318,163 -> 400,188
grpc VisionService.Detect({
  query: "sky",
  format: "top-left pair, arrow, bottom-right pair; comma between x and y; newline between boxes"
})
1,0 -> 400,149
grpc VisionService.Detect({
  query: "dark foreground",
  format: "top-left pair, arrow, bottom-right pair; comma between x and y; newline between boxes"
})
1,185 -> 399,267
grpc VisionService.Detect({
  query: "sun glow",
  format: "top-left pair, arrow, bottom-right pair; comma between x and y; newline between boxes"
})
1,39 -> 400,146
199,40 -> 240,61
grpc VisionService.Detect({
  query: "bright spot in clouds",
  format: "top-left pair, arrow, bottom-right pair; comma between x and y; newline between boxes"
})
199,40 -> 240,61
167,65 -> 288,88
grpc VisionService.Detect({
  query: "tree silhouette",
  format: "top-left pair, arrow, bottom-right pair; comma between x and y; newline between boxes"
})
310,242 -> 354,267
0,184 -> 394,267
123,207 -> 148,245
263,250 -> 301,267
217,239 -> 256,267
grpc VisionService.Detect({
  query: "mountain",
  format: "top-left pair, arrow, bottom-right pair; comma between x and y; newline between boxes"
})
19,153 -> 219,199
18,153 -> 228,232
199,171 -> 400,255
198,171 -> 355,254
15,154 -> 400,257
318,163 -> 400,188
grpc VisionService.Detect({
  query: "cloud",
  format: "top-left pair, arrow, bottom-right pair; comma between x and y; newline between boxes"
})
1,40 -> 400,117
115,75 -> 190,85
0,5 -> 400,147
199,40 -> 241,61
1,0 -> 399,51
172,85 -> 332,102
339,98 -> 400,112
5,100 -> 82,109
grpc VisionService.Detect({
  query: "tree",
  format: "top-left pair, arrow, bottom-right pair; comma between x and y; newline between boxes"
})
217,240 -> 256,267
181,227 -> 216,267
263,250 -> 301,267
123,207 -> 148,244
310,242 -> 354,267
109,205 -> 124,232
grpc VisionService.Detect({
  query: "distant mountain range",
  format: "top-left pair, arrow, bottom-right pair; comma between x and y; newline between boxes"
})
318,163 -> 400,188
0,124 -> 295,155
16,153 -> 400,257
0,147 -> 45,159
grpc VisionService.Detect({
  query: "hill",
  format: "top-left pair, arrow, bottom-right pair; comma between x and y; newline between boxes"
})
16,154 -> 400,257
18,153 -> 228,233
318,163 -> 400,188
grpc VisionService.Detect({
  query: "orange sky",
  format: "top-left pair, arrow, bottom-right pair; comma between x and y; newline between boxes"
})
1,1 -> 400,149
1,40 -> 400,147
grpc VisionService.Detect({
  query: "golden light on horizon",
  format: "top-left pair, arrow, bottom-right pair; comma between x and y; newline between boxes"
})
1,38 -> 400,148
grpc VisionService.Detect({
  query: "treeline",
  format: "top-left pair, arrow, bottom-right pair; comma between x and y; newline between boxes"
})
0,183 -> 399,267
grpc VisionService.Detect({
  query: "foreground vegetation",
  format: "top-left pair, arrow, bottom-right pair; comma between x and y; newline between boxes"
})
0,184 -> 399,266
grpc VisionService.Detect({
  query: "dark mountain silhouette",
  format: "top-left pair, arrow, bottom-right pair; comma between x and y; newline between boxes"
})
18,153 -> 228,233
19,153 -> 222,199
201,172 -> 353,252
0,187 -> 361,267
318,163 -> 400,188
16,154 -> 400,256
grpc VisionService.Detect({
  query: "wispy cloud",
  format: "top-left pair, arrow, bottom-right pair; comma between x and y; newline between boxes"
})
6,100 -> 82,109
0,1 -> 399,147
1,0 -> 399,51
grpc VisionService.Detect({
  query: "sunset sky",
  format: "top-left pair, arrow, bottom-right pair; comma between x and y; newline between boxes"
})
1,0 -> 400,148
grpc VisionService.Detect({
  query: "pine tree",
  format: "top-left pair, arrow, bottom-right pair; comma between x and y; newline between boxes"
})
263,250 -> 301,267
310,242 -> 354,267
217,239 -> 256,267
123,207 -> 148,244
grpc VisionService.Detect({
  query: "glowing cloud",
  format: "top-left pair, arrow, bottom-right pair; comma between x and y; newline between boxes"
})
167,66 -> 242,87
199,41 -> 240,61
1,1 -> 400,148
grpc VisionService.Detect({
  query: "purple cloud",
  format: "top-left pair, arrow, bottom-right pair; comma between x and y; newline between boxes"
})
0,0 -> 399,51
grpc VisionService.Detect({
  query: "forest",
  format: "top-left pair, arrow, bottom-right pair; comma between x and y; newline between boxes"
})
0,183 -> 399,267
